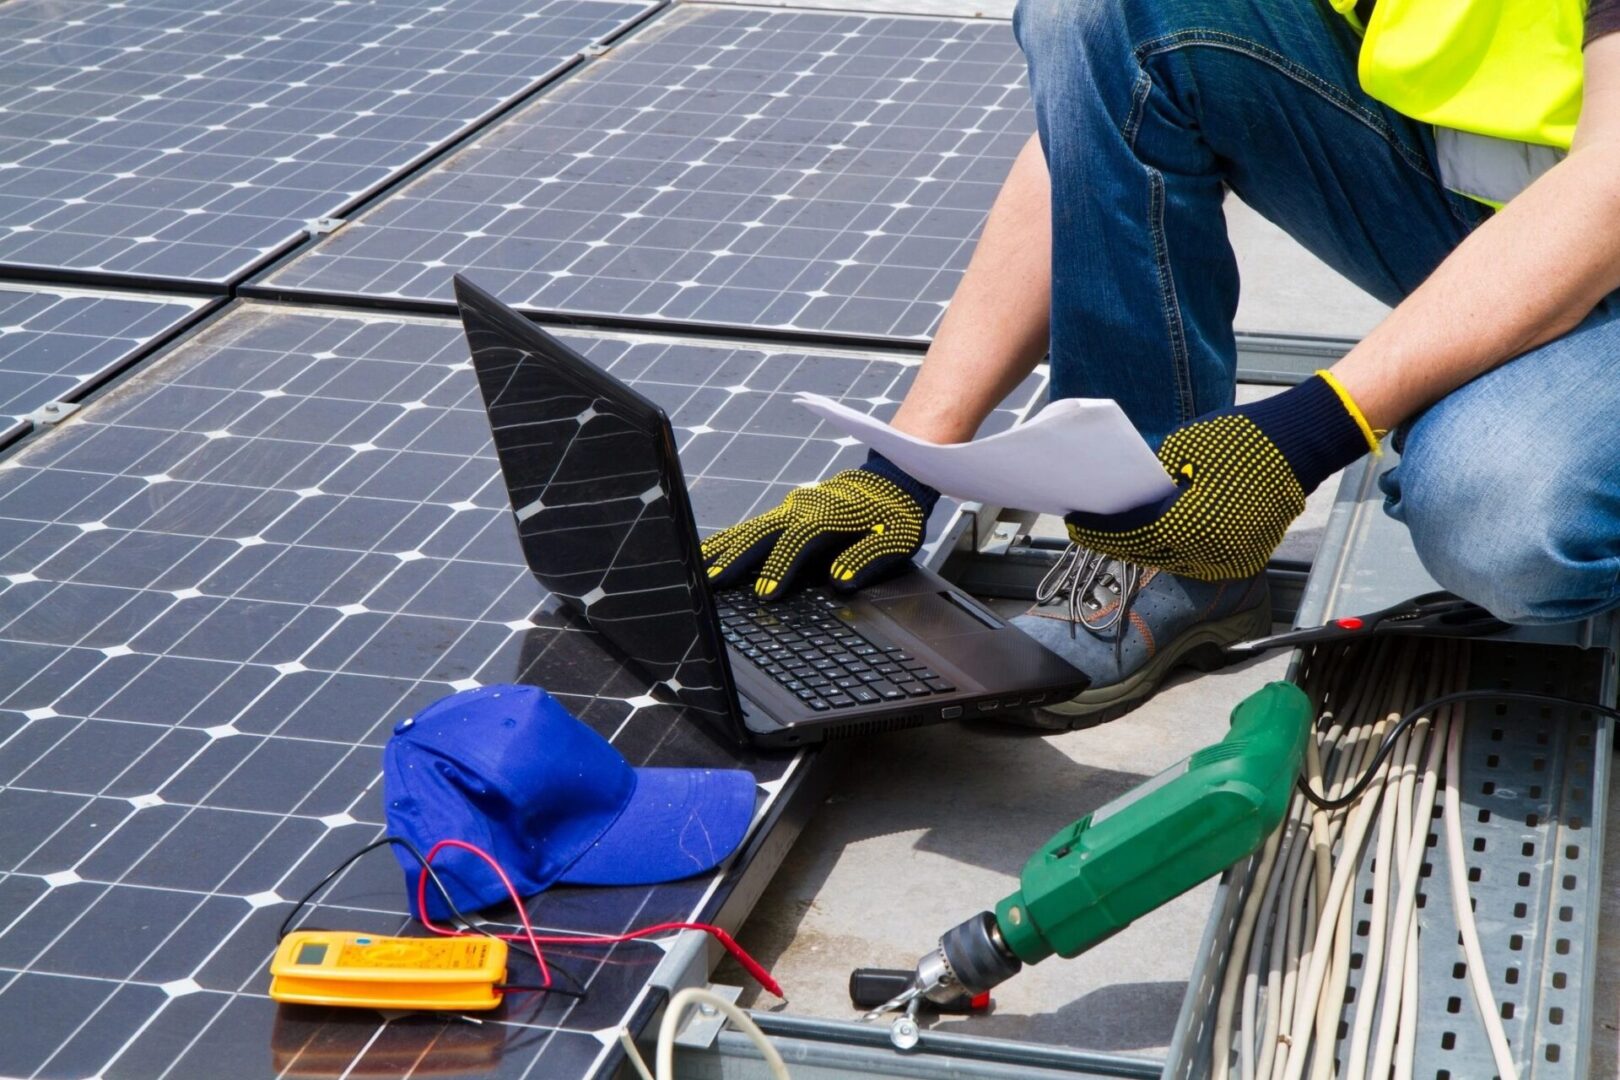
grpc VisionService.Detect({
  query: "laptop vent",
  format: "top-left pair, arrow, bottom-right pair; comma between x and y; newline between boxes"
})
824,712 -> 928,741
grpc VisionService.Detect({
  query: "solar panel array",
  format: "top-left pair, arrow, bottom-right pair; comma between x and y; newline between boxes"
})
0,285 -> 210,449
256,5 -> 1033,342
0,303 -> 1044,1079
0,0 -> 657,287
0,2 -> 1048,1075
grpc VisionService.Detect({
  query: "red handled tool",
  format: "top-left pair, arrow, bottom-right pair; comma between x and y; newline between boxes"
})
1225,590 -> 1507,658
849,968 -> 991,1014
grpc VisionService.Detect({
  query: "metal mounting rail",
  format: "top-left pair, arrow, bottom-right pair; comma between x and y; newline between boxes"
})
675,1013 -> 1163,1079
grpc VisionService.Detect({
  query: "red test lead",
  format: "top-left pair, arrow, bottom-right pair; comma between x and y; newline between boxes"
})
414,838 -> 785,999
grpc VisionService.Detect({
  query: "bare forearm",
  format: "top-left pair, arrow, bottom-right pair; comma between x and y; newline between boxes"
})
889,134 -> 1052,444
1331,143 -> 1620,430
1331,29 -> 1620,434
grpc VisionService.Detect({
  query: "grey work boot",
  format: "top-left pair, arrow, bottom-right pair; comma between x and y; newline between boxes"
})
1010,545 -> 1271,729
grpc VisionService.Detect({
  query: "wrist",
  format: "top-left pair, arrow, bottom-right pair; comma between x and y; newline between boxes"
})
861,450 -> 940,515
1324,346 -> 1415,433
1313,369 -> 1384,452
887,400 -> 983,446
1238,374 -> 1379,494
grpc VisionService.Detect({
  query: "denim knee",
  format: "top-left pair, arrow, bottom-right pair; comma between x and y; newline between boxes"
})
1014,0 -> 1133,73
1389,415 -> 1619,625
1014,0 -> 1107,45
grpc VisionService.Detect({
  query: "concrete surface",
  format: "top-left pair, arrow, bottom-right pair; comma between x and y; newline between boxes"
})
1228,200 -> 1391,339
722,647 -> 1295,1056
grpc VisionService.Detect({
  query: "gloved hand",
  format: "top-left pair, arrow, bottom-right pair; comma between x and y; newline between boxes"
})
1065,372 -> 1381,581
702,451 -> 940,600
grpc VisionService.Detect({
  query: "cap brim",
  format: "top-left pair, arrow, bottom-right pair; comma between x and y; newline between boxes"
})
557,767 -> 757,886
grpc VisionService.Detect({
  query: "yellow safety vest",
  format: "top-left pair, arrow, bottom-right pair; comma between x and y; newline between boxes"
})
1329,0 -> 1588,206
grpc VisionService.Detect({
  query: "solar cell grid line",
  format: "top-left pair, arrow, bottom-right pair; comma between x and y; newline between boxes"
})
0,0 -> 659,289
0,285 -> 212,450
254,4 -> 1035,344
0,301 -> 1046,1080
702,0 -> 1018,13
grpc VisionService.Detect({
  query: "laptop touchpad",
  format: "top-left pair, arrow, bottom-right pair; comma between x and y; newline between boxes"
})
871,592 -> 998,638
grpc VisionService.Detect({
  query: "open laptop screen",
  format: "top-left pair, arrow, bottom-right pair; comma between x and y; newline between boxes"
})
456,279 -> 742,738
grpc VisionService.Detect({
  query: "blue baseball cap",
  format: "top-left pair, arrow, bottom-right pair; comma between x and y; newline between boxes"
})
383,684 -> 757,920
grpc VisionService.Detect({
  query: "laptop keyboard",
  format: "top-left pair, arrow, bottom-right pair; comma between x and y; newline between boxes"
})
715,589 -> 956,711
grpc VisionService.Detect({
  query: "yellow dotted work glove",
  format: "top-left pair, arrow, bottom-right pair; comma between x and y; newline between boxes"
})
701,452 -> 939,600
1065,372 -> 1381,581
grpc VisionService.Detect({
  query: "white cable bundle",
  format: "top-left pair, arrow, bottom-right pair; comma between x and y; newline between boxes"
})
1211,639 -> 1521,1080
620,986 -> 792,1080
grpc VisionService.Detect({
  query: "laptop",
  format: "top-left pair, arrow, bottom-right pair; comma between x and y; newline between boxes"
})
454,275 -> 1089,747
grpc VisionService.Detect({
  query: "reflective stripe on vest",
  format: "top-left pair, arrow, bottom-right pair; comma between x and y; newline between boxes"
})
1335,0 -> 1585,206
1434,129 -> 1568,207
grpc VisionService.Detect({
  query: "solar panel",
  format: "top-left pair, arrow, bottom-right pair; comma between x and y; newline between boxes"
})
705,0 -> 1017,14
0,0 -> 658,288
253,5 -> 1034,343
0,284 -> 211,448
0,300 -> 1044,1080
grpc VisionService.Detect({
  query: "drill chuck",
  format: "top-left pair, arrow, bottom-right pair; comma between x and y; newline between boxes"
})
935,911 -> 1022,997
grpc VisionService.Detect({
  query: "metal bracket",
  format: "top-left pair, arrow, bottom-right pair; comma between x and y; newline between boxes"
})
979,520 -> 1023,557
581,42 -> 612,58
1233,331 -> 1357,385
26,400 -> 79,426
958,502 -> 1012,555
672,984 -> 742,1050
978,510 -> 1038,557
308,216 -> 345,235
647,928 -> 712,997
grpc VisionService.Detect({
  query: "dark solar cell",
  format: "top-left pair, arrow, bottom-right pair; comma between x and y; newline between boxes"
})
0,0 -> 657,286
0,301 -> 1045,1079
257,6 -> 1033,342
0,285 -> 208,447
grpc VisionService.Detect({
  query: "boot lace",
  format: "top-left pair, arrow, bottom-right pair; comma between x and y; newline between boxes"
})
1035,543 -> 1146,668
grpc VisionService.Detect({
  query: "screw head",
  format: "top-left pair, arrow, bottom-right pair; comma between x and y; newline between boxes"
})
889,1016 -> 920,1051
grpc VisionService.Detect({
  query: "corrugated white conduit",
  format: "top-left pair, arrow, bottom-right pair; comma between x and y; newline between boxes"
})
1212,639 -> 1519,1080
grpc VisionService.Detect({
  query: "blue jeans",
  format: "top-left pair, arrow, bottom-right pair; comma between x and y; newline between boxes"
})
1015,0 -> 1620,624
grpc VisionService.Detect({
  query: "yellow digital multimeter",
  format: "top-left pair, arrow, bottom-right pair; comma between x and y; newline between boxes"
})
269,931 -> 508,1011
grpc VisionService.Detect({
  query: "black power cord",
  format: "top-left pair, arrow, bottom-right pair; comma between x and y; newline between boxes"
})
278,833 -> 586,999
279,835 -> 449,940
1297,689 -> 1620,812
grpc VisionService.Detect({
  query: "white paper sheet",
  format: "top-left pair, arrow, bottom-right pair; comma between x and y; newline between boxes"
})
795,393 -> 1177,516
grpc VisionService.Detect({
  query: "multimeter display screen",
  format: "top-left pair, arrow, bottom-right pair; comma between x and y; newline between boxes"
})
296,943 -> 329,966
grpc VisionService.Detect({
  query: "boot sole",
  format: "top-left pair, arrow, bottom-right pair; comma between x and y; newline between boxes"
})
1006,601 -> 1274,732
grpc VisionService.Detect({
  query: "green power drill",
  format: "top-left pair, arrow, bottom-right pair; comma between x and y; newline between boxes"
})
862,681 -> 1312,1042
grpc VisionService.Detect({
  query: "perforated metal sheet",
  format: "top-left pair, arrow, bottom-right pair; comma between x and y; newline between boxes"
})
1167,643 -> 1611,1080
1331,641 -> 1608,1078
0,0 -> 657,287
254,4 -> 1034,343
